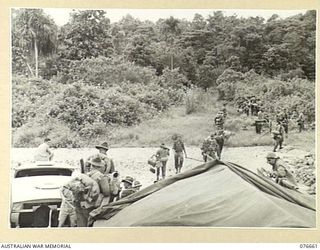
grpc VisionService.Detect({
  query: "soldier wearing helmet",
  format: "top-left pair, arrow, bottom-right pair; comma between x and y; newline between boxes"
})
213,130 -> 225,159
258,153 -> 298,190
85,141 -> 115,174
201,134 -> 219,162
271,119 -> 285,152
214,111 -> 225,131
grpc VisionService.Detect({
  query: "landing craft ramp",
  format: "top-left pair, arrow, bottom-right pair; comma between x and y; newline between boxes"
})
91,160 -> 315,227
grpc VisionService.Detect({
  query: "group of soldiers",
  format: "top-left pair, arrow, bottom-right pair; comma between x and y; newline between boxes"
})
256,108 -> 306,152
151,120 -> 226,183
200,105 -> 228,162
199,98 -> 308,161
46,141 -> 143,227
236,95 -> 307,152
33,96 -> 311,227
149,135 -> 187,182
35,134 -> 199,228
237,96 -> 263,117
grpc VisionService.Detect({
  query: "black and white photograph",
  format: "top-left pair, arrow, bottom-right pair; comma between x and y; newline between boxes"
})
10,8 -> 316,229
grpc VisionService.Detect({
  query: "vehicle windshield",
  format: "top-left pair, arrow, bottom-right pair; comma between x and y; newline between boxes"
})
15,168 -> 73,178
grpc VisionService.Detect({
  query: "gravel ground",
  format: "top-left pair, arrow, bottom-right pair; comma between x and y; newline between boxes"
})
11,145 -> 313,189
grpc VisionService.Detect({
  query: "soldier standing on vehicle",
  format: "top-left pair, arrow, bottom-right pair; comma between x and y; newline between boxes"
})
34,138 -> 54,161
85,142 -> 115,174
172,135 -> 187,174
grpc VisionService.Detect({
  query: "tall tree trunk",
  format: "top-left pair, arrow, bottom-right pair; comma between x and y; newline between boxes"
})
170,39 -> 174,70
34,39 -> 38,78
26,61 -> 34,77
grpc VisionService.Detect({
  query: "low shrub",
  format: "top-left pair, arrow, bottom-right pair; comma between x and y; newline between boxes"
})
12,118 -> 81,148
185,88 -> 203,114
56,56 -> 157,86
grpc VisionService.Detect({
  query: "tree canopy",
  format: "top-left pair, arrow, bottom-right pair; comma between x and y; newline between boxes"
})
12,9 -> 316,82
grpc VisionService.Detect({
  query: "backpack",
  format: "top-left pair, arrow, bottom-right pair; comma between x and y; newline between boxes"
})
214,116 -> 224,125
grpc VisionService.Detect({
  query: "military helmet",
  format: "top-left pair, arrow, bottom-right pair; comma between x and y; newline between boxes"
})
95,142 -> 109,151
122,176 -> 134,186
266,152 -> 278,159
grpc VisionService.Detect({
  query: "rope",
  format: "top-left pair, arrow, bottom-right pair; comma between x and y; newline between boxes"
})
185,157 -> 203,162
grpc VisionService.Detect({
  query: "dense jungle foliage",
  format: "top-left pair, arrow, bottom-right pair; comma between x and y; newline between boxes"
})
11,9 -> 315,147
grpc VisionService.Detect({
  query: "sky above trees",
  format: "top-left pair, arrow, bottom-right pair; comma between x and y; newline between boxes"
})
40,8 -> 307,26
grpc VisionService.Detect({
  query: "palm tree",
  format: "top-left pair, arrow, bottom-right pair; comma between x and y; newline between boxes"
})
161,16 -> 181,70
13,9 -> 57,77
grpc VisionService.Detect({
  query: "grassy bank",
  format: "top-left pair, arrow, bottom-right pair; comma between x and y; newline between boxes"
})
13,88 -> 314,152
109,91 -> 315,152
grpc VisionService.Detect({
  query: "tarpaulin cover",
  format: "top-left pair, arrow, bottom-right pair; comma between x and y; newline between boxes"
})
91,160 -> 315,227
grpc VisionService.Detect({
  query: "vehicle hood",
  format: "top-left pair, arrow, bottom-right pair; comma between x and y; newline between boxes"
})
11,176 -> 71,203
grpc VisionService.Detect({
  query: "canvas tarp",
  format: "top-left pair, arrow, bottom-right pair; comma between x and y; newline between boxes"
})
91,160 -> 315,227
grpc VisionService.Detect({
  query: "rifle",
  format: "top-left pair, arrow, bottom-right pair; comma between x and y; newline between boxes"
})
186,153 -> 215,163
253,130 -> 270,142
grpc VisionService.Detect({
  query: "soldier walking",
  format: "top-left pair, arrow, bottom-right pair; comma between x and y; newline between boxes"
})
172,135 -> 187,174
201,134 -> 219,162
271,120 -> 285,152
155,143 -> 170,181
214,130 -> 225,160
243,99 -> 250,116
281,108 -> 289,134
214,111 -> 225,131
297,112 -> 305,132
255,110 -> 265,134
221,103 -> 228,120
